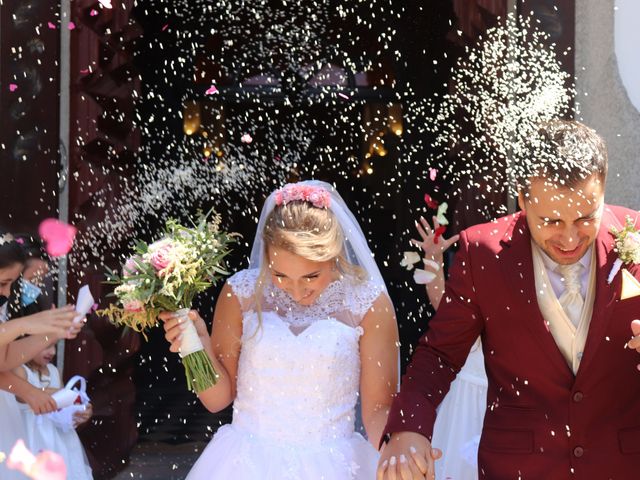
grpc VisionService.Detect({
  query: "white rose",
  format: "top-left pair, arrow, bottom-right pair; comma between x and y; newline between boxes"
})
623,232 -> 640,252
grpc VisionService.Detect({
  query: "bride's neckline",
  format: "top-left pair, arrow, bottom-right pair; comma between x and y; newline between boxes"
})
266,276 -> 345,309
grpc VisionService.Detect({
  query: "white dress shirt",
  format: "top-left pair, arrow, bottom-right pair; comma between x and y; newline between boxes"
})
538,245 -> 593,299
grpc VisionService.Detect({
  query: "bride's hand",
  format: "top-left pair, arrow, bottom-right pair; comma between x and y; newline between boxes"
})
159,310 -> 208,353
411,216 -> 459,265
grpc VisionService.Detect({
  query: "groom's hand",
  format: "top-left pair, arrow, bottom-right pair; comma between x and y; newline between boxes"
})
377,431 -> 441,480
628,320 -> 640,365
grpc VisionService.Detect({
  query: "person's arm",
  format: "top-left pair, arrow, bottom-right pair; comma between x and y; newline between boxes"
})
161,281 -> 242,412
0,370 -> 57,414
411,216 -> 459,310
359,293 -> 399,448
378,229 -> 483,479
0,306 -> 80,371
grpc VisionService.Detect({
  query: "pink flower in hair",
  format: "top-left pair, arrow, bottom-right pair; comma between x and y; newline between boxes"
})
274,184 -> 331,209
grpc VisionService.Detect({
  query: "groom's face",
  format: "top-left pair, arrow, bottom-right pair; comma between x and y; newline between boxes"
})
519,175 -> 604,265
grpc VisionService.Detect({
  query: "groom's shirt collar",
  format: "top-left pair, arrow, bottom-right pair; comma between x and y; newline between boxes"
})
536,244 -> 593,299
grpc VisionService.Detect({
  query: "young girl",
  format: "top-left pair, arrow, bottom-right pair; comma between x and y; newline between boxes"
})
411,216 -> 487,480
0,231 -> 80,480
13,343 -> 93,480
162,181 -> 399,479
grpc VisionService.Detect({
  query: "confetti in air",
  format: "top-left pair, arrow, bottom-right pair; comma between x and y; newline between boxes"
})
424,14 -> 574,203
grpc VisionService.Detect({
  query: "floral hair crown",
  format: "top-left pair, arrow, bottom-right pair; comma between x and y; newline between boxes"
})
274,184 -> 331,209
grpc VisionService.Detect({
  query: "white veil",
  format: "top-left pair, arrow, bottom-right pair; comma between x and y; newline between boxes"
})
249,180 -> 388,294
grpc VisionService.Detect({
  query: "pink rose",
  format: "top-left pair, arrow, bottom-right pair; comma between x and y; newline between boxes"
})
122,256 -> 141,277
149,241 -> 175,274
123,299 -> 144,313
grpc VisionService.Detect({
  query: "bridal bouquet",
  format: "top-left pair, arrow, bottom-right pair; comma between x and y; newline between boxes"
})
99,211 -> 237,392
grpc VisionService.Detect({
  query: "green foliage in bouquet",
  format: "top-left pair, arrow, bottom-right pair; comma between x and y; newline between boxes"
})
98,210 -> 238,392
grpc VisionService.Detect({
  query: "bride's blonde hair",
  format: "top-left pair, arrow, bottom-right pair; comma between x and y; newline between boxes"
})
252,200 -> 366,328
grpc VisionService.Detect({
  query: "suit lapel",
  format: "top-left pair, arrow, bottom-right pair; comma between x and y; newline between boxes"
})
576,206 -> 623,376
499,213 -> 574,379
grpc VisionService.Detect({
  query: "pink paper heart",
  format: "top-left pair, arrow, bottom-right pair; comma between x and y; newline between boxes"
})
39,218 -> 77,257
205,85 -> 218,95
9,83 -> 18,92
68,21 -> 76,30
47,22 -> 56,29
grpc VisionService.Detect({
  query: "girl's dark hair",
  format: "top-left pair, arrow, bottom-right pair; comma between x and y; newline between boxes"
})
14,234 -> 47,262
0,229 -> 27,269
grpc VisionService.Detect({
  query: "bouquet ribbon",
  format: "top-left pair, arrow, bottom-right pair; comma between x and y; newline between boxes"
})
175,309 -> 205,357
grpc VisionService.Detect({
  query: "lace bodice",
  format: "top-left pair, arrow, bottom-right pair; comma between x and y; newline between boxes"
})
227,269 -> 384,444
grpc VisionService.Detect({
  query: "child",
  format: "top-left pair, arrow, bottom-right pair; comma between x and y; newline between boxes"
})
14,343 -> 93,480
0,230 -> 80,480
411,216 -> 487,480
161,181 -> 399,479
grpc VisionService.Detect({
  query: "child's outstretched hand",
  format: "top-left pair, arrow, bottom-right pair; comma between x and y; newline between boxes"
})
411,216 -> 460,265
17,306 -> 78,339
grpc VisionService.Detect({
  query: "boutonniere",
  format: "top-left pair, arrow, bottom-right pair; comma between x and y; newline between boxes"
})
607,216 -> 640,284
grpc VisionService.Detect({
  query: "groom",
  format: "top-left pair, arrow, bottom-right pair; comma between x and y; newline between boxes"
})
378,120 -> 640,479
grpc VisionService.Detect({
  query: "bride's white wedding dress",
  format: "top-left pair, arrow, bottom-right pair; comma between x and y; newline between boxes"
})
186,269 -> 383,480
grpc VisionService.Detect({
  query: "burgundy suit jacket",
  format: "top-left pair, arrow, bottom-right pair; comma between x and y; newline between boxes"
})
385,205 -> 640,479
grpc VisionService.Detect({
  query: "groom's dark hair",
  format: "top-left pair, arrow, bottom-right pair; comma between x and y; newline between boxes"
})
518,119 -> 608,192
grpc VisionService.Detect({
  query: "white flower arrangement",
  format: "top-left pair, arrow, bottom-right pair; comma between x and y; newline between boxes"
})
607,216 -> 640,284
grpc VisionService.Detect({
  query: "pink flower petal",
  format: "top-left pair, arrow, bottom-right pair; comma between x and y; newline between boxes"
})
429,167 -> 437,181
31,450 -> 67,480
9,83 -> 18,92
7,440 -> 36,473
38,218 -> 78,257
205,85 -> 218,95
47,22 -> 56,29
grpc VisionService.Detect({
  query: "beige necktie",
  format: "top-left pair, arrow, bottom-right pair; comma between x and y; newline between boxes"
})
557,263 -> 584,328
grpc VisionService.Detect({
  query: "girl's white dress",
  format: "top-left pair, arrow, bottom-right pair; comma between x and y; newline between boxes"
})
432,338 -> 487,480
0,309 -> 28,480
186,269 -> 383,480
19,363 -> 93,480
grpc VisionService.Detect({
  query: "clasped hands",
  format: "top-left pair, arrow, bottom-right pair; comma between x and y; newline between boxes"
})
626,320 -> 640,370
377,431 -> 442,480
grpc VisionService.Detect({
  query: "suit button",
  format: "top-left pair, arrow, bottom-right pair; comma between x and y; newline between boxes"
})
573,391 -> 584,402
573,446 -> 584,457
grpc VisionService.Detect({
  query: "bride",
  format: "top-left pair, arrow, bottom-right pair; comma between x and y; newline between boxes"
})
161,181 -> 399,479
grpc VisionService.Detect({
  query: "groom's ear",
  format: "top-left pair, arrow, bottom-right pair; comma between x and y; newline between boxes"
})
517,192 -> 526,212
